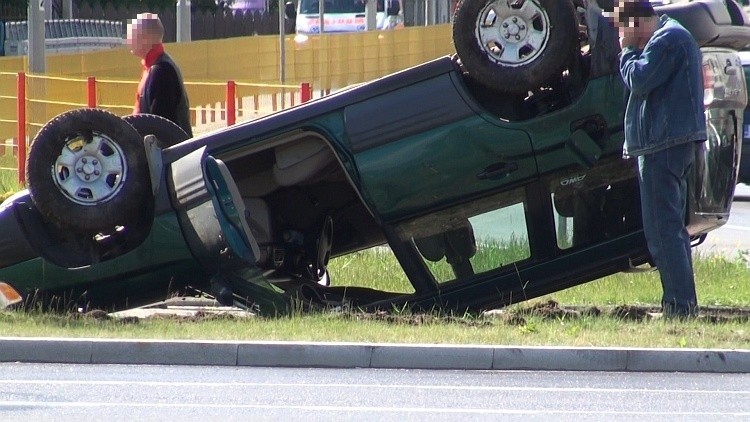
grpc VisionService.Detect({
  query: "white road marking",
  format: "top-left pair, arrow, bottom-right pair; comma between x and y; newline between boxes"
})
1,379 -> 749,395
0,401 -> 747,416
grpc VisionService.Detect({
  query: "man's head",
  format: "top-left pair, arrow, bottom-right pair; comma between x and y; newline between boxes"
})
126,13 -> 164,59
602,0 -> 659,35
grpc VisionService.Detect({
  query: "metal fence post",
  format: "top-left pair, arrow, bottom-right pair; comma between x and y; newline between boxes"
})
87,76 -> 97,108
226,80 -> 236,126
176,0 -> 192,42
62,0 -> 74,19
279,0 -> 286,109
301,82 -> 312,103
28,0 -> 46,73
17,72 -> 26,185
366,0 -> 377,30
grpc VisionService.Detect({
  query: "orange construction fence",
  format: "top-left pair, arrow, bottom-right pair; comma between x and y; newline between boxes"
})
1,71 -> 313,184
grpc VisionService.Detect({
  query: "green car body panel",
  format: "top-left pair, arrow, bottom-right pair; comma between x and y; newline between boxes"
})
0,213 -> 202,307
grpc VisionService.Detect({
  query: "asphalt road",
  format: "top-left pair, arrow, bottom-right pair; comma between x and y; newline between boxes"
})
695,184 -> 750,258
1,363 -> 748,421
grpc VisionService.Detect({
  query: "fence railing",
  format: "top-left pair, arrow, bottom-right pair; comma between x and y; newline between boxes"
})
1,71 -> 313,184
74,4 -> 287,41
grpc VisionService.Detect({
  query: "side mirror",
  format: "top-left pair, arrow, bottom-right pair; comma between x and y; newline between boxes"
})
414,234 -> 445,262
414,221 -> 477,262
444,223 -> 477,260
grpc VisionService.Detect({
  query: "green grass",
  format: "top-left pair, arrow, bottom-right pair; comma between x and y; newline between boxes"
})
2,250 -> 749,349
0,155 -> 23,202
328,248 -> 413,293
529,251 -> 750,308
328,246 -> 750,308
1,305 -> 748,349
0,152 -> 18,168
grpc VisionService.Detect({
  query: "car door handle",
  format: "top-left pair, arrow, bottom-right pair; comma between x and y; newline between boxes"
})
477,162 -> 518,180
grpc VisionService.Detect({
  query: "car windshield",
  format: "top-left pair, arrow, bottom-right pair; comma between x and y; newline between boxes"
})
299,0 -> 385,14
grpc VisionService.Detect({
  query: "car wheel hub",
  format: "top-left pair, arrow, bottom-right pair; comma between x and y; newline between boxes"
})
476,0 -> 550,66
52,132 -> 127,205
501,17 -> 527,41
75,156 -> 102,181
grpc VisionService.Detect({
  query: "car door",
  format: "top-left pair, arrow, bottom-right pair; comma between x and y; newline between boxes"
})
344,72 -> 537,223
168,147 -> 258,270
167,147 -> 289,313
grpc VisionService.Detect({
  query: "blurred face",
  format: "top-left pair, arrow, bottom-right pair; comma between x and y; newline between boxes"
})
602,4 -> 631,29
601,1 -> 655,36
126,19 -> 158,59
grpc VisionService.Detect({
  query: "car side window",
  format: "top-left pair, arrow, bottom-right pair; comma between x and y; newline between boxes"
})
550,161 -> 641,250
396,188 -> 530,283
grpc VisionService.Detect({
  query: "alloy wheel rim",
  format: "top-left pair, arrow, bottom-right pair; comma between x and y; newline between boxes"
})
475,0 -> 551,67
51,131 -> 127,206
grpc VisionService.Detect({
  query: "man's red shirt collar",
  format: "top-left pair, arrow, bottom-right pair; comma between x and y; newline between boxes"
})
141,43 -> 165,69
134,43 -> 164,114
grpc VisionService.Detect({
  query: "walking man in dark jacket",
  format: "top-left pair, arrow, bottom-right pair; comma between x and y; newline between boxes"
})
126,13 -> 193,137
605,1 -> 706,318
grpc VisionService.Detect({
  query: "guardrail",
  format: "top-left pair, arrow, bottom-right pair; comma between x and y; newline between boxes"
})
0,71 -> 314,184
3,19 -> 125,56
4,19 -> 124,40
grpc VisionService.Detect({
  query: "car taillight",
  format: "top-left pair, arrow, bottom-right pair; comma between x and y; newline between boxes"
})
0,282 -> 22,309
703,56 -> 721,107
702,50 -> 747,109
703,62 -> 715,89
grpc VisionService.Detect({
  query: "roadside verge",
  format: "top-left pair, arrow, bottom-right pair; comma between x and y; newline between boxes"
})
1,337 -> 748,373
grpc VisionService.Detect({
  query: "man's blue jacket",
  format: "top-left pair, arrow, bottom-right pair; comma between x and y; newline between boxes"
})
619,14 -> 706,157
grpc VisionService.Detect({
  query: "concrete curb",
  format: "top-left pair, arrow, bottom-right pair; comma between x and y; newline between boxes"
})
0,337 -> 748,373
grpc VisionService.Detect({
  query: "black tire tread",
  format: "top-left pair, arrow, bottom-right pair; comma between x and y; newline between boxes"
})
452,0 -> 578,95
122,113 -> 190,148
26,108 -> 153,233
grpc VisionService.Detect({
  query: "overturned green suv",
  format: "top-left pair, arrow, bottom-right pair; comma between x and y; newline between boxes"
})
0,0 -> 748,314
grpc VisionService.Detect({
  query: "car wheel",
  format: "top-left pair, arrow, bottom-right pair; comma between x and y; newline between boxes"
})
452,0 -> 577,95
26,108 -> 153,233
122,113 -> 190,148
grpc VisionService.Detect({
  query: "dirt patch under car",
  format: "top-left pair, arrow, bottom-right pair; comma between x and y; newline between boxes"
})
100,297 -> 750,325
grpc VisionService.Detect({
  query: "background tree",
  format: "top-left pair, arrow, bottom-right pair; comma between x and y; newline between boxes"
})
1,0 -> 28,20
1,0 -> 228,20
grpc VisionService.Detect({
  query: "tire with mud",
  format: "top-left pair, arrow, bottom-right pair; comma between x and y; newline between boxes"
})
26,108 -> 153,233
452,0 -> 578,95
122,113 -> 190,148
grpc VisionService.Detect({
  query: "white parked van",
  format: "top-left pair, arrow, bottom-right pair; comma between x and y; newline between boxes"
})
294,0 -> 402,34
